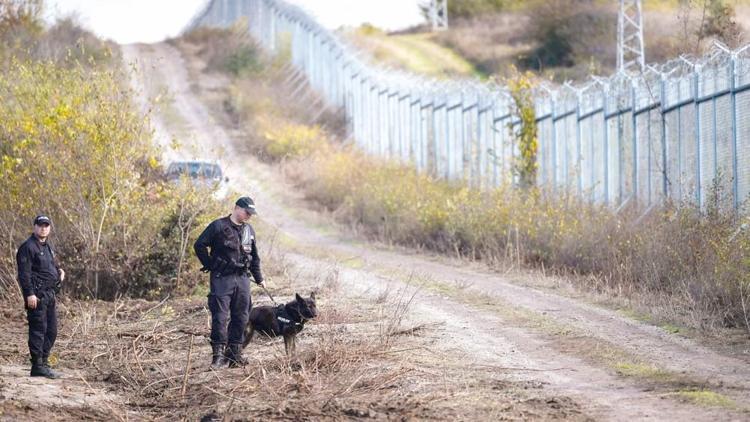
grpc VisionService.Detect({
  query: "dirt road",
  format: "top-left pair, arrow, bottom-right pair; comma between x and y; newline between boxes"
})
116,42 -> 750,421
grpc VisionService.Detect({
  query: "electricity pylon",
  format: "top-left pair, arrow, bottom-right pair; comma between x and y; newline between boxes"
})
617,0 -> 645,73
430,0 -> 448,31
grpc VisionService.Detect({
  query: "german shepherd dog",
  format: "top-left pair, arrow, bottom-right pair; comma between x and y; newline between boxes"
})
242,292 -> 318,356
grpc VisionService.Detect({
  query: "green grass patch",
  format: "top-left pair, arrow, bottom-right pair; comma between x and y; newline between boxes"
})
618,308 -> 687,335
660,323 -> 681,334
346,28 -> 479,78
675,389 -> 736,409
614,362 -> 673,381
617,308 -> 652,322
338,256 -> 366,270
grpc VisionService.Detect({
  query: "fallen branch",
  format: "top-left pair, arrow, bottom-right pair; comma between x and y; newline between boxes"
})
181,335 -> 194,397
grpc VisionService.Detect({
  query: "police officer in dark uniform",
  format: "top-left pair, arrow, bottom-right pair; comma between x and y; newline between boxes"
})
194,197 -> 264,368
16,215 -> 65,379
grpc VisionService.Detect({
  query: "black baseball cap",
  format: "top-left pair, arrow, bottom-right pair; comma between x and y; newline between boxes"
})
235,196 -> 257,215
33,215 -> 52,226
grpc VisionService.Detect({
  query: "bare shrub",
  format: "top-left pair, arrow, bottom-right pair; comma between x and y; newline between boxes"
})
433,13 -> 531,77
178,24 -> 266,77
0,0 -> 43,66
35,17 -> 117,65
55,281 -> 431,419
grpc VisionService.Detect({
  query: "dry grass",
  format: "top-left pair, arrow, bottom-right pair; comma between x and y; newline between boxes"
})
174,26 -> 750,337
342,25 -> 479,78
294,148 -> 750,332
183,29 -> 750,335
0,258 -> 585,420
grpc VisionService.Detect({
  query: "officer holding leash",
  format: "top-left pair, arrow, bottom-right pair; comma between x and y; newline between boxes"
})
16,215 -> 65,379
194,197 -> 264,368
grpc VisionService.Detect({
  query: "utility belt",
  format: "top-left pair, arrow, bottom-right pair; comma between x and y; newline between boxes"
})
210,256 -> 248,277
31,275 -> 56,291
31,275 -> 59,296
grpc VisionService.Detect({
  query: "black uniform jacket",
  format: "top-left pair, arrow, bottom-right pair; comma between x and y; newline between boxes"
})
16,235 -> 61,298
194,215 -> 263,283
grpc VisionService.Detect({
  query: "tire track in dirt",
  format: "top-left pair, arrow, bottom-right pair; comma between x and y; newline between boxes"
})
121,41 -> 749,421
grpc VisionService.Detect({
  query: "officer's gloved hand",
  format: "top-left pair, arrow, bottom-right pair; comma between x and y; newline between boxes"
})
257,280 -> 266,288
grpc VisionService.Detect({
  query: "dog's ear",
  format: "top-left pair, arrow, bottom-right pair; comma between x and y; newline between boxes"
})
295,293 -> 304,303
310,291 -> 316,301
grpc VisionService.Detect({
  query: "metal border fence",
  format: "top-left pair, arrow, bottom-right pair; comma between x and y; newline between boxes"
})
185,0 -> 750,211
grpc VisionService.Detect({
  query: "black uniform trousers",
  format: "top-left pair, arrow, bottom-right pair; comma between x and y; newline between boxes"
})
208,272 -> 251,346
26,290 -> 57,359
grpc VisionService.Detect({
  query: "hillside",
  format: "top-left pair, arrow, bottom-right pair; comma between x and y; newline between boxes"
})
344,0 -> 750,82
341,25 -> 480,78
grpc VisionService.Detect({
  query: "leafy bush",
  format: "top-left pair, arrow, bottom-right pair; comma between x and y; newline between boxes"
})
224,44 -> 262,76
258,117 -> 328,159
520,1 -> 615,72
505,68 -> 538,189
0,59 -> 222,300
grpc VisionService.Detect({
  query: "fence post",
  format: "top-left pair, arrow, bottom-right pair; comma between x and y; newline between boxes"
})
630,82 -> 638,205
551,95 -> 558,193
432,97 -> 444,179
660,73 -> 668,202
575,92 -> 583,196
731,55 -> 739,210
712,73 -> 718,206
603,88 -> 610,204
677,96 -> 683,201
693,67 -> 702,207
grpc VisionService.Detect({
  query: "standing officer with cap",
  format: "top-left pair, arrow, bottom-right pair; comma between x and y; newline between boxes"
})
16,215 -> 65,378
194,197 -> 264,368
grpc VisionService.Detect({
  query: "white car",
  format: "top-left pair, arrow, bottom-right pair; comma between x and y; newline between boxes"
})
166,161 -> 229,198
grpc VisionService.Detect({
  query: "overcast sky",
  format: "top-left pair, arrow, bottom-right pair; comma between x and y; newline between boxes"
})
45,0 -> 425,44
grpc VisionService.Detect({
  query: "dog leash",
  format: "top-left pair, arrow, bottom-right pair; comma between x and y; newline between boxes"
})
261,284 -> 278,306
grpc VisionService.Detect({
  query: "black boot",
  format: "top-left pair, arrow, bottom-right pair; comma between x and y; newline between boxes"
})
210,344 -> 228,369
42,356 -> 61,379
30,356 -> 58,379
225,344 -> 248,368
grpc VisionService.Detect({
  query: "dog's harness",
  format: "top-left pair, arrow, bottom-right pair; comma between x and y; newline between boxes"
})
277,316 -> 302,327
256,284 -> 304,333
275,305 -> 303,332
